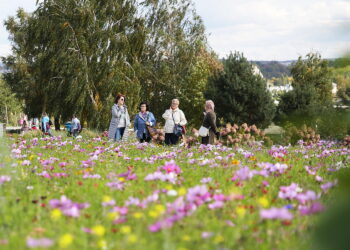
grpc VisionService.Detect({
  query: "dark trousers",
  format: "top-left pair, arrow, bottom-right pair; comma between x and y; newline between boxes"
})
139,133 -> 151,143
165,133 -> 179,145
201,136 -> 209,145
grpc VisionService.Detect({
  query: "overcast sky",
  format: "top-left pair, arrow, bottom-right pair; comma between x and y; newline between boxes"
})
1,0 -> 350,60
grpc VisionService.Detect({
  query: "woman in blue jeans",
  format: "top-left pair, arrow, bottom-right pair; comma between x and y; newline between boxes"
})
108,94 -> 130,141
134,102 -> 156,143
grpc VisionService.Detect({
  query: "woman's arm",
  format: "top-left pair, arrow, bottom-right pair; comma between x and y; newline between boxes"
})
111,105 -> 121,118
149,112 -> 156,127
179,110 -> 187,126
162,109 -> 171,120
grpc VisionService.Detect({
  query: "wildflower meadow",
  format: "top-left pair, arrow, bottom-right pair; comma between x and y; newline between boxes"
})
0,131 -> 348,250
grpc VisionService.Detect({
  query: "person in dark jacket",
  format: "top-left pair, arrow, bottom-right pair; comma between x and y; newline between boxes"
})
201,100 -> 220,145
134,102 -> 156,143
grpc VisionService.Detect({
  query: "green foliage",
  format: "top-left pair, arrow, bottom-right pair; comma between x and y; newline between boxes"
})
0,75 -> 23,125
3,0 -> 216,129
205,52 -> 276,128
278,53 -> 333,116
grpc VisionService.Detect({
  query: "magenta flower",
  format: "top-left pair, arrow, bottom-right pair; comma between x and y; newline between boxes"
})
161,160 -> 182,174
260,207 -> 293,220
26,237 -> 54,248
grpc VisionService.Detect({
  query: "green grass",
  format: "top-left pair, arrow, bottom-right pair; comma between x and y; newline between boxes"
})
0,131 -> 346,249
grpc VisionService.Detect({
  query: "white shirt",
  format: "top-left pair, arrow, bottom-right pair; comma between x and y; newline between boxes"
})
162,108 -> 187,134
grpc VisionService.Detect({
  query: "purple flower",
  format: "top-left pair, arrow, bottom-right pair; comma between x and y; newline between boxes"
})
106,181 -> 124,190
0,176 -> 11,185
299,202 -> 324,215
232,166 -> 254,181
321,181 -> 337,192
278,183 -> 301,200
22,160 -> 31,166
200,177 -> 212,184
208,201 -> 224,210
295,190 -> 318,204
26,237 -> 54,248
49,195 -> 89,218
201,232 -> 214,239
149,222 -> 161,232
260,207 -> 293,220
186,185 -> 211,205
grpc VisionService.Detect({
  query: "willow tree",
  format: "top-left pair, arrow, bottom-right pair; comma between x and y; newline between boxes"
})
3,0 -> 144,128
3,0 -> 218,128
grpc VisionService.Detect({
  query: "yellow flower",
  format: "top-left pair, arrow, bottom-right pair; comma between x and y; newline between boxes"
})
29,155 -> 35,161
118,177 -> 125,182
178,187 -> 187,196
165,184 -> 173,190
92,225 -> 105,237
235,207 -> 246,217
102,196 -> 112,203
107,212 -> 119,221
213,234 -> 224,244
120,226 -> 131,234
155,204 -> 165,214
59,234 -> 73,248
97,239 -> 107,249
50,209 -> 62,221
127,234 -> 138,244
249,156 -> 257,161
229,187 -> 241,195
133,212 -> 143,219
258,197 -> 269,208
231,159 -> 240,165
148,210 -> 159,218
182,235 -> 191,241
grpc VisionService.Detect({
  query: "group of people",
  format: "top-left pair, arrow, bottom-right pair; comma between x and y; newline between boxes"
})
107,94 -> 220,145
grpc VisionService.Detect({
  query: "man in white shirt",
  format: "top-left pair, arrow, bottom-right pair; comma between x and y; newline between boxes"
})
71,114 -> 81,138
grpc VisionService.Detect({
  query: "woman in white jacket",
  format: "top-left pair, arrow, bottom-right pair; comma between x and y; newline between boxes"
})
162,99 -> 187,145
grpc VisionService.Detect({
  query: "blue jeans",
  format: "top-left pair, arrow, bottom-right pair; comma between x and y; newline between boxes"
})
115,127 -> 125,141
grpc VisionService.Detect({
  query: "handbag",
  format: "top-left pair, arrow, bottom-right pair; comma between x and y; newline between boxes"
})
172,113 -> 183,137
198,126 -> 209,137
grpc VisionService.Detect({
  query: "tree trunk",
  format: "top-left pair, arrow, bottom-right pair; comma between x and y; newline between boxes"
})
5,104 -> 8,125
54,116 -> 60,131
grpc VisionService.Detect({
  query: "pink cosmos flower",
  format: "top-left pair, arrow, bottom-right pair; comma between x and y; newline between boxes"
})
26,237 -> 54,248
0,176 -> 11,184
299,202 -> 324,215
161,160 -> 181,174
260,207 -> 293,220
278,183 -> 301,200
22,160 -> 31,166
